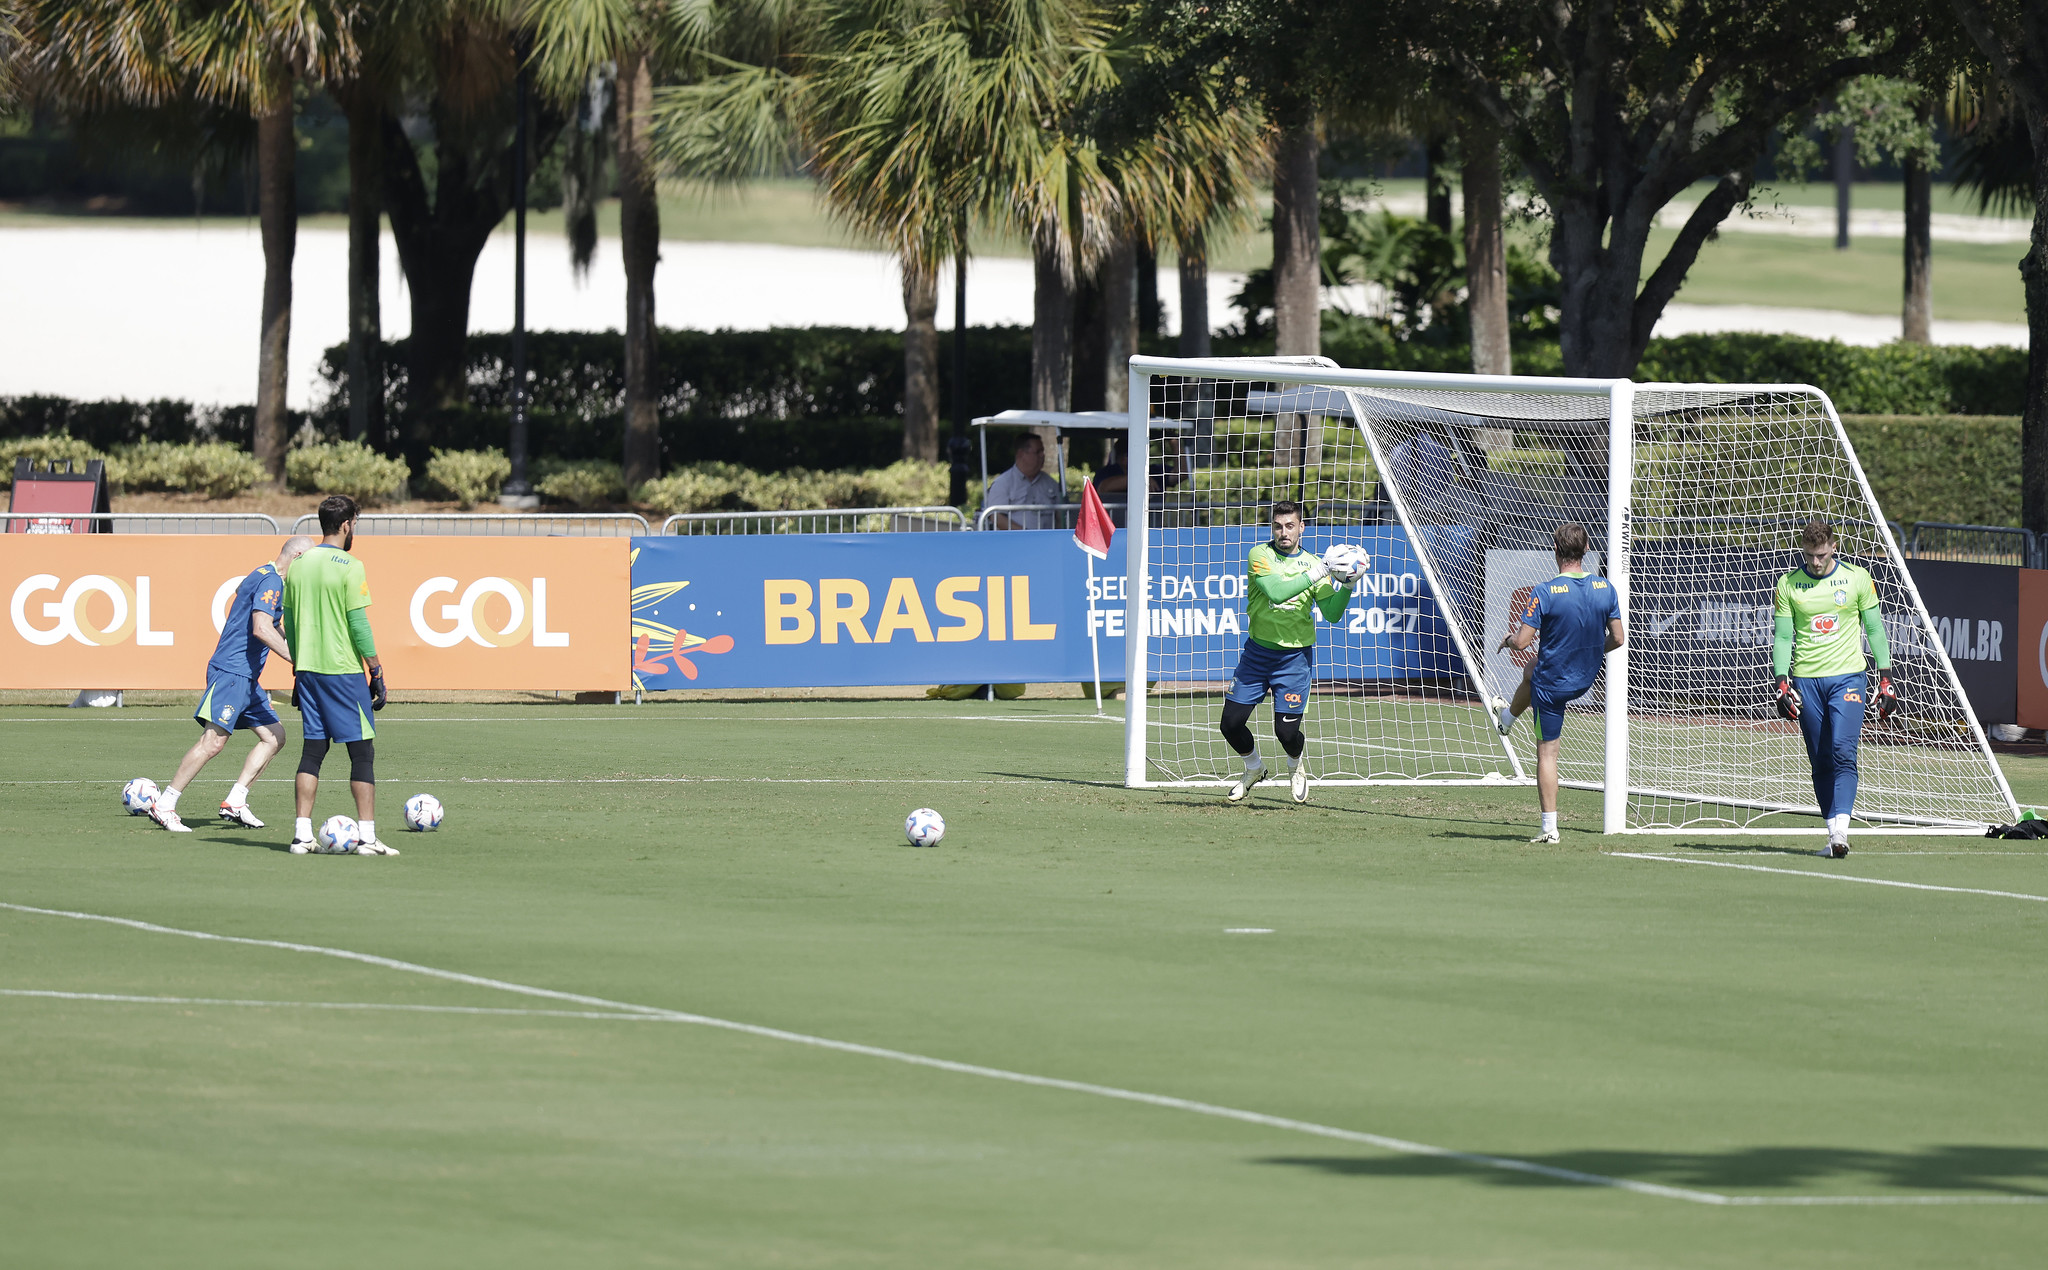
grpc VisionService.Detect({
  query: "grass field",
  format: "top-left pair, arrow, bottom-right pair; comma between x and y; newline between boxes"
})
5,698 -> 2048,1267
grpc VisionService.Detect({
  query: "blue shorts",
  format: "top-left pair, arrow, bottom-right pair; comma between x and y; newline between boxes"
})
1529,682 -> 1592,743
295,671 -> 376,742
1226,641 -> 1313,715
193,672 -> 278,734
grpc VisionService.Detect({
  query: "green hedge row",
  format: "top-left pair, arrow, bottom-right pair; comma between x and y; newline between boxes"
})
1841,414 -> 2021,527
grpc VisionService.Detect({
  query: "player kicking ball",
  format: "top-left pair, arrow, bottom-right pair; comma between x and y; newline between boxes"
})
1494,523 -> 1625,843
1772,518 -> 1896,859
147,535 -> 315,832
1219,501 -> 1360,804
282,495 -> 396,856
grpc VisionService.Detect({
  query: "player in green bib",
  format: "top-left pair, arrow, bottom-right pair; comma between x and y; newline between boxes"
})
281,494 -> 395,856
1218,501 -> 1357,803
1771,518 -> 1897,858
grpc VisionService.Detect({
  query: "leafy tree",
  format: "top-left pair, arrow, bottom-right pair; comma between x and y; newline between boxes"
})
1425,0 -> 1935,378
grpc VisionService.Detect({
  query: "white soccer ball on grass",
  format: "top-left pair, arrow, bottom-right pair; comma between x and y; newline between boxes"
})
122,777 -> 159,816
317,815 -> 363,854
403,793 -> 444,832
1322,543 -> 1370,584
905,808 -> 946,847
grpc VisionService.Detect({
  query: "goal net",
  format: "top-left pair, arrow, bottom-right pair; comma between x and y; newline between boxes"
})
1121,356 -> 2018,833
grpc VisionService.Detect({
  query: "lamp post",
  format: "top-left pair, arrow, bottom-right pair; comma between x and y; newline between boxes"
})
501,35 -> 539,508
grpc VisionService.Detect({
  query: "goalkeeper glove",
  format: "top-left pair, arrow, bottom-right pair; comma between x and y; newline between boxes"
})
1774,676 -> 1800,721
1302,553 -> 1330,585
1873,671 -> 1898,721
368,667 -> 387,712
289,676 -> 300,711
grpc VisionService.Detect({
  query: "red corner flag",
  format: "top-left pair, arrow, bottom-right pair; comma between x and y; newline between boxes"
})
1073,479 -> 1115,559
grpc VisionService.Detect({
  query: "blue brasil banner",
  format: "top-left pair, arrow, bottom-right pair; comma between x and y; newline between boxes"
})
627,526 -> 1464,690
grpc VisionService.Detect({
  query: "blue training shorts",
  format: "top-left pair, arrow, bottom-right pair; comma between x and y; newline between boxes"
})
1225,640 -> 1313,715
295,670 -> 376,742
1529,683 -> 1592,743
193,672 -> 279,734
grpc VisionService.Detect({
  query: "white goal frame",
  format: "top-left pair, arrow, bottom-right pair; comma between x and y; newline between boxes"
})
1120,356 -> 2019,834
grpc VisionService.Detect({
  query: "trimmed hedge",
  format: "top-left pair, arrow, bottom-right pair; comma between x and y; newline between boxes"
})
1842,414 -> 2021,527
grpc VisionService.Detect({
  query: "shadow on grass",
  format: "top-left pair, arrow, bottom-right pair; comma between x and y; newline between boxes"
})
1647,842 -> 1820,857
1260,1144 -> 2048,1195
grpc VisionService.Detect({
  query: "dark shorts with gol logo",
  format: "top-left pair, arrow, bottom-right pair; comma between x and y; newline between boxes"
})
1225,640 -> 1313,715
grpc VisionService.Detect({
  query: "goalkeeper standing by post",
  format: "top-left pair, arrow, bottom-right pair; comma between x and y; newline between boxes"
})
1772,518 -> 1896,859
282,495 -> 395,856
1218,501 -> 1358,804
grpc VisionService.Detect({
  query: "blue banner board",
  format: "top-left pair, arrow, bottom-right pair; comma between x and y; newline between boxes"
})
627,526 -> 1462,691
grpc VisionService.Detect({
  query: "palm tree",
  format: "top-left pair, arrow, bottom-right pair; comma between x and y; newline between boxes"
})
519,0 -> 716,487
15,0 -> 359,483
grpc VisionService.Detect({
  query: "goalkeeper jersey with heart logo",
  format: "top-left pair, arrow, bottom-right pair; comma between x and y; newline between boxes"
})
1245,542 -> 1348,650
1774,560 -> 1879,678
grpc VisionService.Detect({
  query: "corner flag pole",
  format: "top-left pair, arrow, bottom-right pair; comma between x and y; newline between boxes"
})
1073,480 -> 1116,719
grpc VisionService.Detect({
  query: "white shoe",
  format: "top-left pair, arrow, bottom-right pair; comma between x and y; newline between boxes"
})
1290,765 -> 1310,803
148,803 -> 192,833
354,839 -> 400,857
288,837 -> 315,854
1528,829 -> 1561,844
1228,765 -> 1272,803
218,801 -> 265,829
1818,837 -> 1849,859
1495,701 -> 1516,736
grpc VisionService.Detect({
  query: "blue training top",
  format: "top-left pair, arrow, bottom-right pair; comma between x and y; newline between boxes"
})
1520,571 -> 1621,698
207,563 -> 285,680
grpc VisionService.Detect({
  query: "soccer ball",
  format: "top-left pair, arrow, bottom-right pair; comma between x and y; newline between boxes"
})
121,777 -> 159,816
318,815 -> 363,854
1323,543 -> 1370,584
403,793 -> 444,832
904,808 -> 946,847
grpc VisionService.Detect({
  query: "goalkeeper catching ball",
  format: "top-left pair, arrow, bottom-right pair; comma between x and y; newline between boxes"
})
1217,502 -> 1357,804
1773,518 -> 1895,859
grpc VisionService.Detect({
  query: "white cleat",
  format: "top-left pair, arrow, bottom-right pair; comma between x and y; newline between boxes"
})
1528,829 -> 1561,844
148,804 -> 192,833
288,837 -> 316,855
1227,765 -> 1272,803
218,801 -> 265,829
1818,837 -> 1849,859
1290,765 -> 1310,803
355,839 -> 400,857
1496,706 -> 1516,737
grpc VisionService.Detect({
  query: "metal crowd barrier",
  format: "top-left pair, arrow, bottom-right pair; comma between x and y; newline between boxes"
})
290,512 -> 650,537
975,502 -> 1129,531
1903,521 -> 2037,569
1,511 -> 282,534
662,507 -> 969,535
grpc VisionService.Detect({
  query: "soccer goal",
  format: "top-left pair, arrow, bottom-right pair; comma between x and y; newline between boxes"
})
1120,355 -> 2018,834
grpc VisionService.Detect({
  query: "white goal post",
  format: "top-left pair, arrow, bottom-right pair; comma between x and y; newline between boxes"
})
1120,355 -> 2019,834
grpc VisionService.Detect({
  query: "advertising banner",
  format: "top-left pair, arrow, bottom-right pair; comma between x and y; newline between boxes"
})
0,535 -> 629,690
2017,569 -> 2048,729
628,526 -> 1464,691
1907,560 -> 2016,725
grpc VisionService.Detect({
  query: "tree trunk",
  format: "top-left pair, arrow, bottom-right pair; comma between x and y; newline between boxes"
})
1070,261 -> 1105,412
1271,123 -> 1320,357
900,259 -> 940,460
1460,116 -> 1509,375
618,52 -> 662,488
1103,235 -> 1137,412
254,67 -> 296,484
2024,151 -> 2048,534
1902,106 -> 1933,345
1031,234 -> 1073,411
343,86 -> 384,446
1177,231 -> 1210,357
1425,134 -> 1453,235
1136,243 -> 1160,335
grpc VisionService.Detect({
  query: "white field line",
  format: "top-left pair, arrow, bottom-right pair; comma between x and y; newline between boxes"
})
3,902 -> 2037,1208
0,775 -> 1120,788
1610,853 -> 2048,902
0,714 -> 1117,725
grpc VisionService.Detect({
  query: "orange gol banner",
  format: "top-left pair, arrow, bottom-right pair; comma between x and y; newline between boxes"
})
0,535 -> 630,691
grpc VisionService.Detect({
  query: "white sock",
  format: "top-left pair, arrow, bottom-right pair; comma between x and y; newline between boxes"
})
227,783 -> 250,807
295,817 -> 313,841
1287,754 -> 1301,770
359,820 -> 376,842
1828,813 -> 1849,836
1541,812 -> 1558,835
158,787 -> 180,812
1243,743 -> 1263,773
